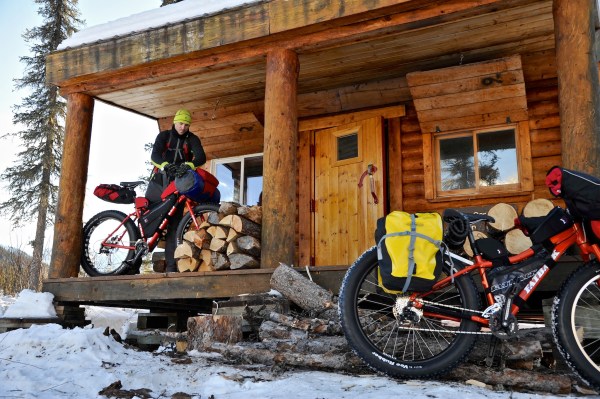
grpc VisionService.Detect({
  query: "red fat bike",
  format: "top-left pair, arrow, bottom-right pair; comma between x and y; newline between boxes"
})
81,179 -> 219,276
339,167 -> 600,389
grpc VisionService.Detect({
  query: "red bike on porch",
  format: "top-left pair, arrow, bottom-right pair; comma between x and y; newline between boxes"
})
81,167 -> 220,276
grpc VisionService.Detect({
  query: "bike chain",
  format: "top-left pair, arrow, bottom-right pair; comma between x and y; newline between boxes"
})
394,298 -> 493,336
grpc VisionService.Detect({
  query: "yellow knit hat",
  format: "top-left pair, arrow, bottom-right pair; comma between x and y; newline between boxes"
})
173,109 -> 192,125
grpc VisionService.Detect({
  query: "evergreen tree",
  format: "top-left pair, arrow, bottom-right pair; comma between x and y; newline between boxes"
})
161,0 -> 183,6
1,0 -> 81,290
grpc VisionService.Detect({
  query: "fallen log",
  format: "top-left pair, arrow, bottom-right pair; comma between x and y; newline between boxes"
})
270,263 -> 337,320
205,341 -> 365,372
446,364 -> 572,394
187,314 -> 243,350
259,320 -> 308,341
269,311 -> 342,335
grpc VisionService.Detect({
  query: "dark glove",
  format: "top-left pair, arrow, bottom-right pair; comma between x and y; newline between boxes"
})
164,163 -> 178,179
176,163 -> 192,178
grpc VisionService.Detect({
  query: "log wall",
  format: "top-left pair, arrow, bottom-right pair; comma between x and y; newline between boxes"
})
392,50 -> 562,215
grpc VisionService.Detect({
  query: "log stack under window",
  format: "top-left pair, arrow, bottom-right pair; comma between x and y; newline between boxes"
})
173,202 -> 262,272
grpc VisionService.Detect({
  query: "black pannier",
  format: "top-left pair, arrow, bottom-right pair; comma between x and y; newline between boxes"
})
139,195 -> 177,236
517,206 -> 573,245
93,184 -> 136,204
546,166 -> 600,219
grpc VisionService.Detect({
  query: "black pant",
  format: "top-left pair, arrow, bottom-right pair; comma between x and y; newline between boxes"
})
145,170 -> 180,272
164,204 -> 184,272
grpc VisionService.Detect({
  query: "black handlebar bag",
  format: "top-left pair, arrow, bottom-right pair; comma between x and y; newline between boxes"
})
546,166 -> 600,219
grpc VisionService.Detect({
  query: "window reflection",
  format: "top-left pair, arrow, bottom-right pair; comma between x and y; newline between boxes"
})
437,127 -> 518,193
214,154 -> 263,205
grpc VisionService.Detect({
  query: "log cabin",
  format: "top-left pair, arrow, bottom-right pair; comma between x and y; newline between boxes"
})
43,0 -> 600,319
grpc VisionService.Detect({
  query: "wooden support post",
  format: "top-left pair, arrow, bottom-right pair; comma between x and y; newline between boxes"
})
553,0 -> 600,173
48,93 -> 94,278
261,48 -> 299,268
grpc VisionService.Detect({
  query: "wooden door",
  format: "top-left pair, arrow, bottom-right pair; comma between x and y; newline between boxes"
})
313,117 -> 385,265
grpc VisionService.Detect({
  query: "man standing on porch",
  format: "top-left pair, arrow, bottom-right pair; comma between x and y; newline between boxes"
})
146,109 -> 206,272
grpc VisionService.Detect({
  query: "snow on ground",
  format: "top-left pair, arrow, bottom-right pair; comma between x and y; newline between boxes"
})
0,290 -> 590,398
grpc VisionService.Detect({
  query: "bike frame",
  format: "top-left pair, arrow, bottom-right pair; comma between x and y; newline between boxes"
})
412,220 -> 600,327
99,193 -> 202,253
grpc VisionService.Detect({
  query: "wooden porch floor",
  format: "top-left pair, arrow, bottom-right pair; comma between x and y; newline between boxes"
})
42,266 -> 348,313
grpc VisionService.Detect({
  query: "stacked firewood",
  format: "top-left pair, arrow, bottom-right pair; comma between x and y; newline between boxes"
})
174,202 -> 262,272
463,198 -> 555,256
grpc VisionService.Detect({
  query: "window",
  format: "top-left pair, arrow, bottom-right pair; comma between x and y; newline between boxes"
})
337,133 -> 359,161
432,125 -> 529,197
213,153 -> 263,205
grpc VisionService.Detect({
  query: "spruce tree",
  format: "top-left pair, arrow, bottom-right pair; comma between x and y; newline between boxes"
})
1,0 -> 81,290
161,0 -> 183,6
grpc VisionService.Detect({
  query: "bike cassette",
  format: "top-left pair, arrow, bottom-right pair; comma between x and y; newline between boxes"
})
392,297 -> 423,323
489,313 -> 519,339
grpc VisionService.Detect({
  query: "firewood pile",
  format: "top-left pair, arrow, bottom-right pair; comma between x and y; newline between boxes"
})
174,202 -> 262,272
175,263 -> 593,395
464,199 -> 555,256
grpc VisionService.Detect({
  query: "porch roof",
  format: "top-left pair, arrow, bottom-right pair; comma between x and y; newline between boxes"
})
46,0 -> 556,157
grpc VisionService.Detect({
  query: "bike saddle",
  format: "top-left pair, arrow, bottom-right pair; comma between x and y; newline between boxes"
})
120,181 -> 145,189
443,208 -> 495,224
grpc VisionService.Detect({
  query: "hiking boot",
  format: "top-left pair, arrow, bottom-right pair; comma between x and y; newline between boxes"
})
166,264 -> 178,273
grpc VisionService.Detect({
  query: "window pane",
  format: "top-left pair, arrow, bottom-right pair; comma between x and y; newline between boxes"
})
244,156 -> 263,205
337,133 -> 358,161
216,162 -> 241,203
477,129 -> 517,186
439,136 -> 475,190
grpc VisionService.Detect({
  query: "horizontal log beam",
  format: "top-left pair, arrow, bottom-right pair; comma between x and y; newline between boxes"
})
42,266 -> 348,303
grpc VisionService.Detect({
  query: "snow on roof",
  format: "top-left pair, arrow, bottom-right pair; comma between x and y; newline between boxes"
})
58,0 -> 262,50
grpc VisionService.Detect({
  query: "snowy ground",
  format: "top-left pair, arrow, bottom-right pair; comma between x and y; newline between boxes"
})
0,290 -> 592,399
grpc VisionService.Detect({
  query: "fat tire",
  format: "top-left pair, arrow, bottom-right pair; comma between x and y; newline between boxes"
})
552,263 -> 600,390
175,203 -> 221,245
81,210 -> 140,276
338,246 -> 481,379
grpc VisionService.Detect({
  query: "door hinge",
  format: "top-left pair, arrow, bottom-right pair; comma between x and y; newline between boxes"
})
310,199 -> 316,213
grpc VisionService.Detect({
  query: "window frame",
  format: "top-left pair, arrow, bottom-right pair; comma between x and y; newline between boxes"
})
210,152 -> 263,205
424,121 -> 533,200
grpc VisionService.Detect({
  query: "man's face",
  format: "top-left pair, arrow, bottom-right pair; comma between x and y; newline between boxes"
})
174,122 -> 190,135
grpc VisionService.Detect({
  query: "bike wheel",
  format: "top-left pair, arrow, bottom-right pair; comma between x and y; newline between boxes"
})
553,263 -> 600,390
338,246 -> 481,379
81,210 -> 140,277
175,203 -> 221,245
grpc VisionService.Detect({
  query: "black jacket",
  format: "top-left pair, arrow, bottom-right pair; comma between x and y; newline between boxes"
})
150,126 -> 206,169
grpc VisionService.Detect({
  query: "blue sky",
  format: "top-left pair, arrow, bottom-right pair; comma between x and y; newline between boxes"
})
0,0 -> 161,255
